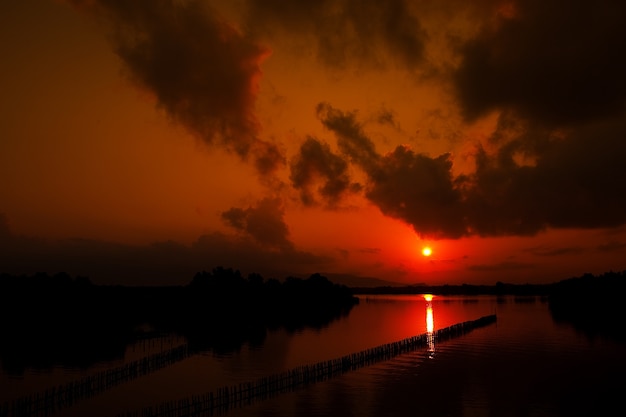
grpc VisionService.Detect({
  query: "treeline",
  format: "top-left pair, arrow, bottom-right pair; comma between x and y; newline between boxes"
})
0,267 -> 358,321
0,268 -> 359,374
350,281 -> 553,296
185,268 -> 357,326
0,271 -> 140,373
350,270 -> 626,343
166,268 -> 359,352
350,271 -> 626,297
547,270 -> 626,343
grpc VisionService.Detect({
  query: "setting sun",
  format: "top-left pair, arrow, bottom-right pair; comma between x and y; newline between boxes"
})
422,247 -> 432,257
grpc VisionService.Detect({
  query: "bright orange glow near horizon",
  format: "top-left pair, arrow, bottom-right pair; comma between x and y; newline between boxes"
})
422,247 -> 433,257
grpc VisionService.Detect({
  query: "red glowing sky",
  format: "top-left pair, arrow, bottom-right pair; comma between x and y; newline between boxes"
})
1,0 -> 626,286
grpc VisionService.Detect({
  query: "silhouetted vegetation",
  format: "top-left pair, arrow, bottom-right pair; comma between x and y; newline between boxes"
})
548,270 -> 626,343
0,272 -> 136,373
0,268 -> 359,374
350,281 -> 554,296
351,272 -> 626,344
4,267 -> 624,375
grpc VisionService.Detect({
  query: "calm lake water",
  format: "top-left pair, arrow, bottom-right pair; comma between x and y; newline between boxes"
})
2,294 -> 625,417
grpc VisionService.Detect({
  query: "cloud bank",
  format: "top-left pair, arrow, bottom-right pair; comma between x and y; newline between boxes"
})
66,0 -> 626,241
68,0 -> 284,175
0,213 -> 329,285
245,0 -> 427,70
285,0 -> 626,239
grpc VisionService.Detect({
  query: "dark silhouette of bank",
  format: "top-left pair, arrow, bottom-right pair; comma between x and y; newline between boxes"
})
3,268 -> 625,375
350,281 -> 554,296
350,271 -> 626,344
0,268 -> 358,375
547,270 -> 626,343
168,268 -> 358,352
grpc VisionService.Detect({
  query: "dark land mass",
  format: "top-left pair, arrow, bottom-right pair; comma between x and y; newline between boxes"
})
0,267 -> 358,375
547,270 -> 626,344
2,268 -> 625,374
351,270 -> 626,344
349,281 -> 554,296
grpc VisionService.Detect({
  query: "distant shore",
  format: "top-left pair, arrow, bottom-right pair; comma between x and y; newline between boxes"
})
0,268 -> 359,374
351,270 -> 626,343
1,268 -> 624,373
349,281 -> 553,296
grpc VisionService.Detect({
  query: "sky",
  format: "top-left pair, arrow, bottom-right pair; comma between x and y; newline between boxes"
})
2,0 -> 626,286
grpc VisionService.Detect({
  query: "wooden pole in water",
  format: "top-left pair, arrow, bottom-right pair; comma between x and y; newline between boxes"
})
114,314 -> 496,417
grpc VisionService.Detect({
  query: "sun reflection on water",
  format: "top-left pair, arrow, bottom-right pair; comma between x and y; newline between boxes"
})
424,294 -> 435,358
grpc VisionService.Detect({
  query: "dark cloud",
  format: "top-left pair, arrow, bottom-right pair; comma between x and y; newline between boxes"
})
0,224 -> 331,286
289,137 -> 360,207
247,0 -> 626,222
221,197 -> 293,250
374,108 -> 397,127
60,0 -> 626,244
190,232 -> 331,269
245,0 -> 426,70
524,246 -> 585,257
597,241 -> 626,253
367,147 -> 466,238
317,103 -> 466,238
316,103 -> 626,239
453,0 -> 626,126
335,248 -> 350,259
467,261 -> 535,272
68,0 -> 283,174
465,113 -> 626,235
316,103 -> 380,171
252,140 -> 286,176
0,232 -> 196,286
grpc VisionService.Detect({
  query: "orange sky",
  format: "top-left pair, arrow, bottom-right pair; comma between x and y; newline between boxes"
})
2,0 -> 626,286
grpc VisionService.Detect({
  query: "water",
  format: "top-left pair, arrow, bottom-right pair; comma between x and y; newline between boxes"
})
2,294 -> 625,416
